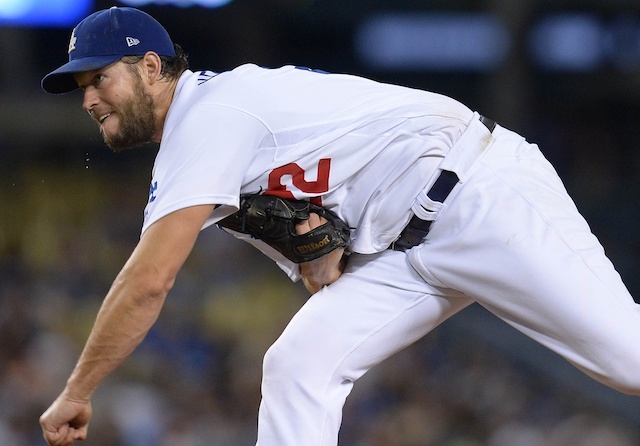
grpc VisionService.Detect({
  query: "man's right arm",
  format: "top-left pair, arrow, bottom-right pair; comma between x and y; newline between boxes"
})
40,203 -> 215,446
296,213 -> 347,294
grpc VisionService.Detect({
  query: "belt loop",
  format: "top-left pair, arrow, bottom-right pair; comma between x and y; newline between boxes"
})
391,169 -> 459,251
391,113 -> 497,252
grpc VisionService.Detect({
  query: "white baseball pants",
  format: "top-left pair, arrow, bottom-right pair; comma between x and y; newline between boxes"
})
255,118 -> 640,446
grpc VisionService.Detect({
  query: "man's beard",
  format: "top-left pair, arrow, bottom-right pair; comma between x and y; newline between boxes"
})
101,78 -> 157,153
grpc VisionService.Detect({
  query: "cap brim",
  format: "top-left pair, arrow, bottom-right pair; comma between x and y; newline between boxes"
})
41,55 -> 123,94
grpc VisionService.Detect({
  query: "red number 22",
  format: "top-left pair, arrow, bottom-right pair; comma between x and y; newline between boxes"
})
265,158 -> 331,206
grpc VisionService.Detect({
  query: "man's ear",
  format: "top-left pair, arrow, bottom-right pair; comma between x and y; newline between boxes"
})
141,51 -> 163,84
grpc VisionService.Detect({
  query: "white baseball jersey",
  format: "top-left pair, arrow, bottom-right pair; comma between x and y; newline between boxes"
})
141,64 -> 474,276
138,64 -> 640,446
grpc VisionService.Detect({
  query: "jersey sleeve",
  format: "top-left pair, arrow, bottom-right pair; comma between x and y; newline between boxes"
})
219,227 -> 302,282
141,104 -> 270,236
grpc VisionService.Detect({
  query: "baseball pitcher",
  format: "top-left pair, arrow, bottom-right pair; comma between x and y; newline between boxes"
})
39,7 -> 640,446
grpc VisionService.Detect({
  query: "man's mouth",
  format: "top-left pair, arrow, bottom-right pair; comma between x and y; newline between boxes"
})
99,113 -> 112,124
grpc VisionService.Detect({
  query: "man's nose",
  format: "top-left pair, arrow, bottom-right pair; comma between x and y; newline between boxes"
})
82,87 -> 99,115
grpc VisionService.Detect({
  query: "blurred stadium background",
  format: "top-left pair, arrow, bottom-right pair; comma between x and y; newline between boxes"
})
2,0 -> 640,444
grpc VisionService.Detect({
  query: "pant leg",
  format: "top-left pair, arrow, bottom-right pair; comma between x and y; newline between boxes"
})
410,125 -> 640,395
256,249 -> 473,446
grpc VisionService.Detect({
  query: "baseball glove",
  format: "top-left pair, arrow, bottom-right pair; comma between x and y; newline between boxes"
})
217,194 -> 350,263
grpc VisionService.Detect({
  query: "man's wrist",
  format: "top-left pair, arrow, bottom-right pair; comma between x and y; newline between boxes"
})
63,376 -> 95,402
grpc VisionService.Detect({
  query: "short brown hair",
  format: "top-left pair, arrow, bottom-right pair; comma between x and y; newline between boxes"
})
121,43 -> 189,81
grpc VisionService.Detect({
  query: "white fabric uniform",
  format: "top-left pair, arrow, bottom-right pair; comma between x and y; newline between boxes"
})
142,64 -> 473,275
142,65 -> 640,445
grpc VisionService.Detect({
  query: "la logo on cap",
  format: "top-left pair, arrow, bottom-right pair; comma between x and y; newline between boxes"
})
126,37 -> 140,47
68,28 -> 77,54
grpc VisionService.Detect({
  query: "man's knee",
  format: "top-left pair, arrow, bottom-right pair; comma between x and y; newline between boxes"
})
262,330 -> 346,394
262,334 -> 317,390
262,340 -> 290,385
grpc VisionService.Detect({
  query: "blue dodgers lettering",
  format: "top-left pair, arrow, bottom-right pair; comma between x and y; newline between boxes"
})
148,181 -> 158,203
197,70 -> 218,85
294,66 -> 330,74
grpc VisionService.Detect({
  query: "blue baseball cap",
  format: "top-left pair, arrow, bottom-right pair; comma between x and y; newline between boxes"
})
41,7 -> 175,94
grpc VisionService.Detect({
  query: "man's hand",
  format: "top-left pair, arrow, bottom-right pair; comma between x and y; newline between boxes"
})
40,393 -> 92,446
296,213 -> 347,293
218,194 -> 350,264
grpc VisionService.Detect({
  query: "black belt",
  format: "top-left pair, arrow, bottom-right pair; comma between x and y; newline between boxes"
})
391,115 -> 496,251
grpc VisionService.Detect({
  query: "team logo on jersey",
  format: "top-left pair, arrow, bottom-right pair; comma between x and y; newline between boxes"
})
148,181 -> 158,203
68,29 -> 77,54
